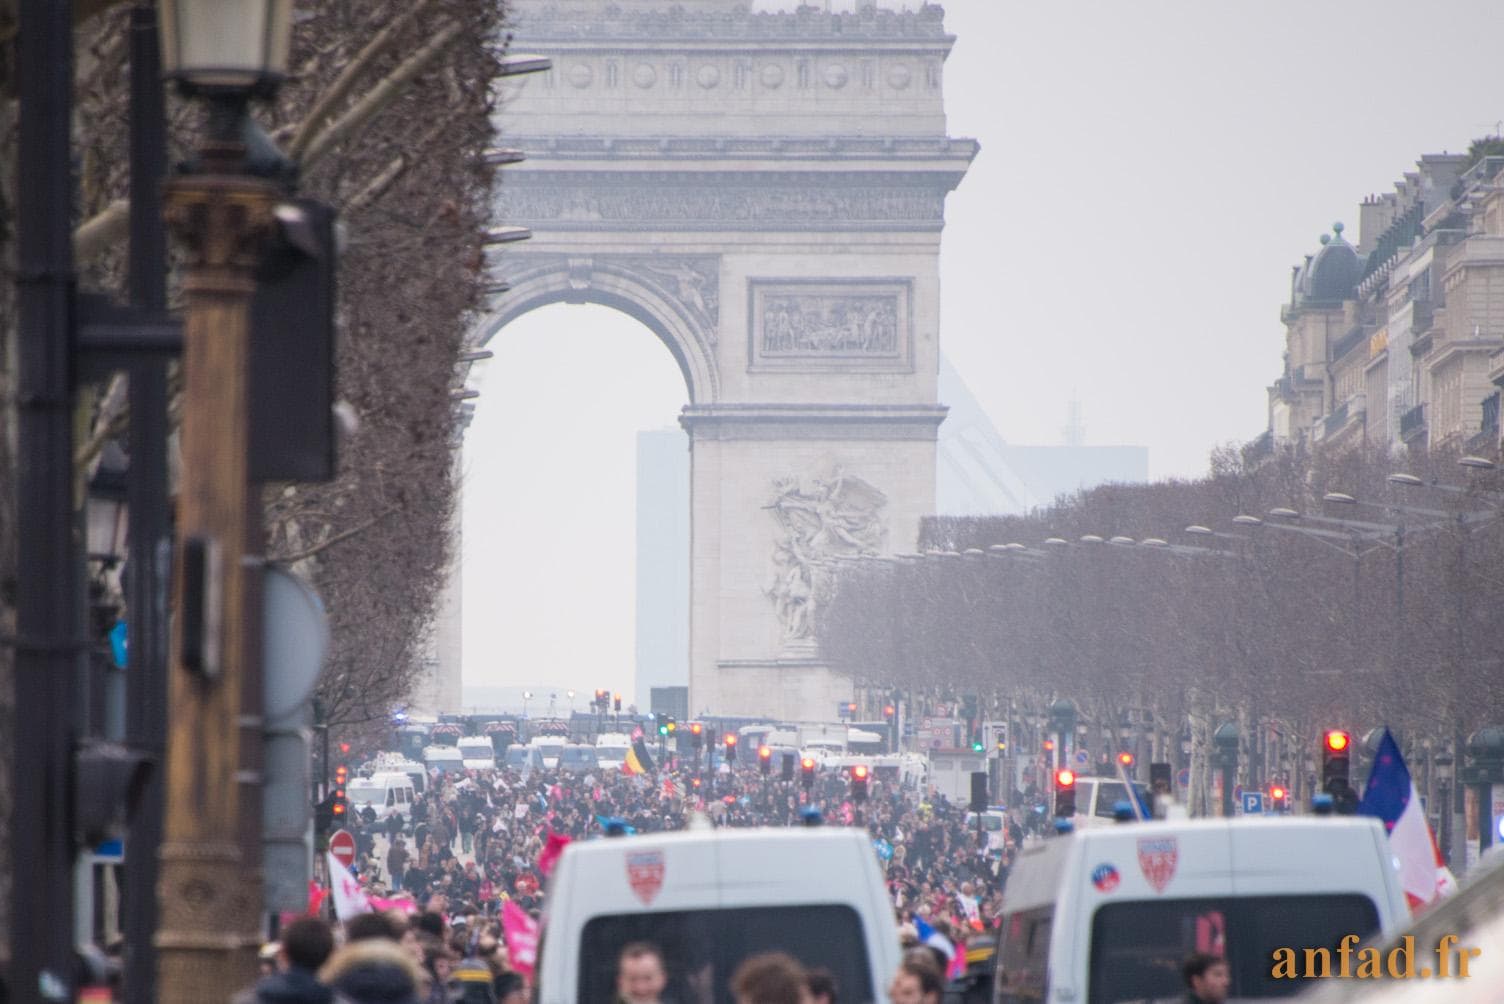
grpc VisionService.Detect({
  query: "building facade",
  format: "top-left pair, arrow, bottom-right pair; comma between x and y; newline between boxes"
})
1267,152 -> 1504,458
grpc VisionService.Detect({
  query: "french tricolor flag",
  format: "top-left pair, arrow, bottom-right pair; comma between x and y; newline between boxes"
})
1358,728 -> 1458,911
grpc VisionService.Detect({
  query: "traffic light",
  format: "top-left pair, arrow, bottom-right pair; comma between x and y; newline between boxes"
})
1043,738 -> 1056,753
759,745 -> 773,776
994,725 -> 1007,752
73,740 -> 153,847
614,693 -> 622,712
657,714 -> 669,736
1117,752 -> 1135,768
1269,783 -> 1288,813
1322,729 -> 1354,813
883,704 -> 895,719
1054,768 -> 1077,818
690,722 -> 704,749
338,741 -> 351,755
800,756 -> 816,790
667,718 -> 677,735
970,731 -> 985,753
249,199 -> 339,482
850,764 -> 869,803
723,733 -> 737,762
332,764 -> 349,823
314,794 -> 335,836
781,752 -> 795,782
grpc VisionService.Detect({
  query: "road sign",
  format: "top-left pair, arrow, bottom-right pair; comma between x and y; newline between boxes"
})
1074,750 -> 1089,767
329,829 -> 356,869
1176,768 -> 1190,789
1241,791 -> 1265,815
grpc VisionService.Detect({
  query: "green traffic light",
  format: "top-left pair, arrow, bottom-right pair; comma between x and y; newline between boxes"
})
971,742 -> 984,752
658,726 -> 668,735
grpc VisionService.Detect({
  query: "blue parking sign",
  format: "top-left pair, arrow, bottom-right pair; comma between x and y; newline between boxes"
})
1241,791 -> 1265,815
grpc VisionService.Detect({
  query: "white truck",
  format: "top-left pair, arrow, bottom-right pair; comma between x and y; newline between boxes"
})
926,749 -> 987,806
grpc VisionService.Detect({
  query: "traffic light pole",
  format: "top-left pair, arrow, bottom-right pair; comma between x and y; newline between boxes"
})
122,6 -> 172,1001
12,0 -> 83,994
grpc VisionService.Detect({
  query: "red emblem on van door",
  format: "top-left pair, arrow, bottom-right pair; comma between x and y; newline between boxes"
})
626,850 -> 666,905
1136,837 -> 1178,893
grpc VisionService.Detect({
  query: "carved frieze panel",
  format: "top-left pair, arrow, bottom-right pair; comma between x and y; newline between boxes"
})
495,176 -> 948,231
748,279 -> 912,372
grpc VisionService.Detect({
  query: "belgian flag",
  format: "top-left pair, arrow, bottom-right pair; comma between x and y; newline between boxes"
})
624,728 -> 656,775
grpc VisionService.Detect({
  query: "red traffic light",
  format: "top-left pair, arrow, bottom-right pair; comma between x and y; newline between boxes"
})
690,722 -> 703,735
852,764 -> 869,780
1055,768 -> 1076,788
723,733 -> 737,746
883,704 -> 895,717
800,757 -> 816,771
334,764 -> 348,784
1270,785 -> 1287,801
1043,739 -> 1056,752
338,742 -> 351,754
758,745 -> 772,761
1323,729 -> 1351,753
1117,752 -> 1134,767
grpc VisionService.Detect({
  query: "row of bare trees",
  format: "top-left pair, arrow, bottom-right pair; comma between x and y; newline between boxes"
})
0,0 -> 508,950
818,444 -> 1504,807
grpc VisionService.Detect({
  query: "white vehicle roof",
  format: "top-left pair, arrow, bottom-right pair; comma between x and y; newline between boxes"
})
595,733 -> 631,746
1003,816 -> 1408,914
422,745 -> 462,758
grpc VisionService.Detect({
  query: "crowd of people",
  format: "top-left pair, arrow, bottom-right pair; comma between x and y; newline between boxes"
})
243,750 -> 1038,1002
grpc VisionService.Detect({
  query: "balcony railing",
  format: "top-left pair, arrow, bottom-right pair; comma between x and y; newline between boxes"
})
1400,403 -> 1427,440
1323,401 -> 1351,438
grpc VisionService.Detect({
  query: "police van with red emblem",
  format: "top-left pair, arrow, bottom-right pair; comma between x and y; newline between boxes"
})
534,826 -> 900,1004
992,817 -> 1411,1004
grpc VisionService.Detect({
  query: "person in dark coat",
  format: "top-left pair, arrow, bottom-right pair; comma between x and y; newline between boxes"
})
242,917 -> 335,1004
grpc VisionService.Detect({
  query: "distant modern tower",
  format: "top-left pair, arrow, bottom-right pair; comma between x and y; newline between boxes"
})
635,430 -> 690,710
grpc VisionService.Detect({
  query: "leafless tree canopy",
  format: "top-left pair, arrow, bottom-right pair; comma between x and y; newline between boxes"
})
0,0 -> 507,951
819,444 -> 1504,806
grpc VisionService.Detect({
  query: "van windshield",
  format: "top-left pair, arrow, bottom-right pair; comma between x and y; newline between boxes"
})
561,747 -> 598,768
346,783 -> 384,805
597,746 -> 629,761
1091,781 -> 1150,819
505,748 -> 535,766
577,905 -> 874,1004
1087,894 -> 1379,1002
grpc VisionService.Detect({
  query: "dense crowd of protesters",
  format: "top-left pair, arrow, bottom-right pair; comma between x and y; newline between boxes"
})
243,750 -> 1035,1002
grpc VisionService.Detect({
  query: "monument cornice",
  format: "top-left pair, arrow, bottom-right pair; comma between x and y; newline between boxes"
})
680,403 -> 948,441
501,135 -> 979,165
513,5 -> 955,45
495,170 -> 958,231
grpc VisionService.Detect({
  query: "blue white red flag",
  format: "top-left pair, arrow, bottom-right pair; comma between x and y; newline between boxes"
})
1358,727 -> 1457,910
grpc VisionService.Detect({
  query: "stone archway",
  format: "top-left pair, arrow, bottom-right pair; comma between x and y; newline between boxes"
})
477,254 -> 720,405
466,0 -> 975,720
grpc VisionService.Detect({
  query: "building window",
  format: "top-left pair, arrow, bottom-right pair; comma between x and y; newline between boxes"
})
605,61 -> 619,89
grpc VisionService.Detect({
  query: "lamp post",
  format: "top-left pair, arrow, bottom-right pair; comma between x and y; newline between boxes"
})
1434,751 -> 1455,867
154,1 -> 292,996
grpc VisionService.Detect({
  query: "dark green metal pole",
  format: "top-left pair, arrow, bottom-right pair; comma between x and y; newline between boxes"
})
13,0 -> 81,995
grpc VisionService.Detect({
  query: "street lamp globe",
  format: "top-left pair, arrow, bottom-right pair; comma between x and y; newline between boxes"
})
158,0 -> 294,96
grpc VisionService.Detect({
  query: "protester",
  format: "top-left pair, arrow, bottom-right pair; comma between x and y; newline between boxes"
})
319,939 -> 424,1004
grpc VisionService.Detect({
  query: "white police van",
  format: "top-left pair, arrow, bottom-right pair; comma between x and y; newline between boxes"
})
993,817 -> 1411,1004
536,826 -> 899,1004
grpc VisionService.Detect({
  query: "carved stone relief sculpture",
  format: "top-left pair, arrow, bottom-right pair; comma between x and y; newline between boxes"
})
764,472 -> 887,643
749,279 -> 912,371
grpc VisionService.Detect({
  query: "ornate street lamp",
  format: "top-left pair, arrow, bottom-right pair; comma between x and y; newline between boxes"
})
155,2 -> 295,997
158,0 -> 293,96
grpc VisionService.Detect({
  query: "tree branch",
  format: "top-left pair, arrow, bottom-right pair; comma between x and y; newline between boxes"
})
299,21 -> 464,172
287,0 -> 443,162
272,506 -> 399,564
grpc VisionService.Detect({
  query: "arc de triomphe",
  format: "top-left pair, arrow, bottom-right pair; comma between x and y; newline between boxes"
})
475,0 -> 974,719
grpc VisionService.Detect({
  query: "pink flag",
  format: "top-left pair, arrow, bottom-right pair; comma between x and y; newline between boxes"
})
537,829 -> 572,878
501,900 -> 540,976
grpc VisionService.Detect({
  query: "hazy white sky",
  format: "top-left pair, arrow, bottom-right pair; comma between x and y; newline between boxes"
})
462,0 -> 1504,704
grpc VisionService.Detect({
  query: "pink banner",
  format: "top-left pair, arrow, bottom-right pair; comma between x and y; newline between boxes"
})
502,900 -> 540,976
